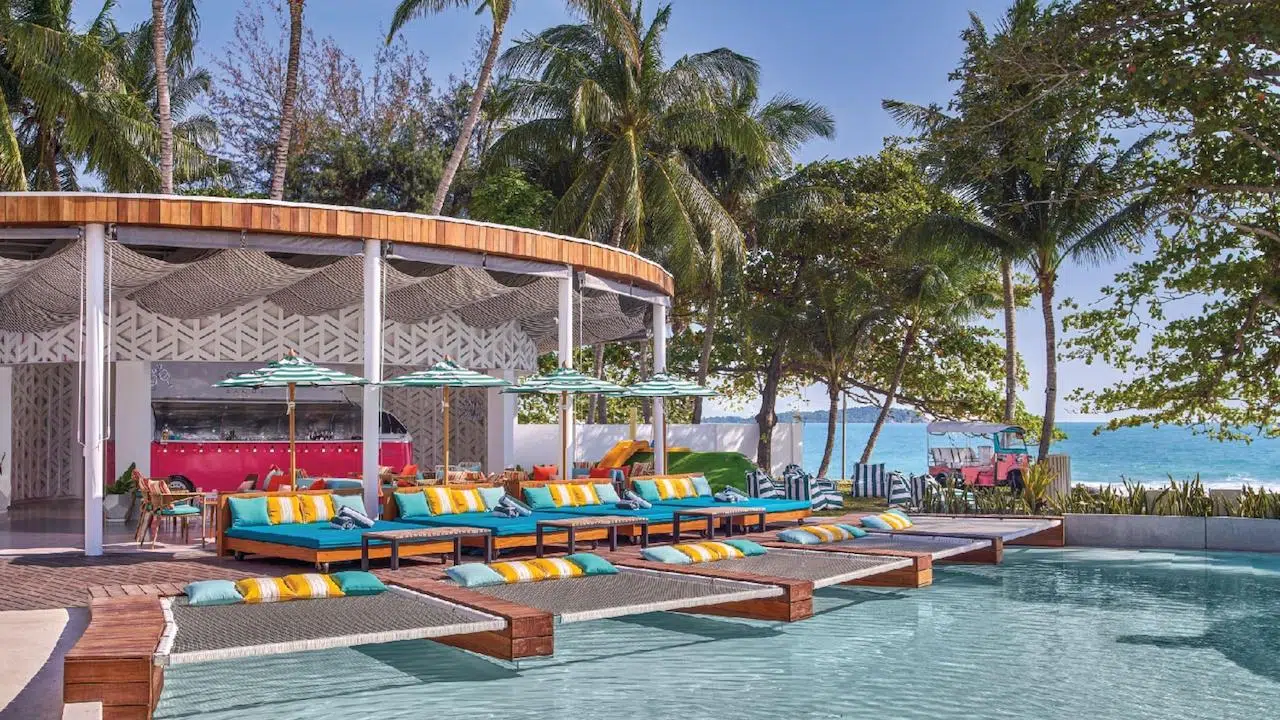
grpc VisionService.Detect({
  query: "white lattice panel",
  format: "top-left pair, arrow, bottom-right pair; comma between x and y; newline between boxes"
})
0,299 -> 538,369
381,377 -> 488,470
11,363 -> 80,501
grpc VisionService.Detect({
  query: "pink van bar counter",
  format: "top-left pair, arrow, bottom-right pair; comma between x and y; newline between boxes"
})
149,438 -> 412,492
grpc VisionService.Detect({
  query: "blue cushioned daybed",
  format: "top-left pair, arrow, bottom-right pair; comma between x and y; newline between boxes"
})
224,520 -> 423,550
652,496 -> 813,514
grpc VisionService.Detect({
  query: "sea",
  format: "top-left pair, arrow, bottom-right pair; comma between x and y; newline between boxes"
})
801,421 -> 1280,490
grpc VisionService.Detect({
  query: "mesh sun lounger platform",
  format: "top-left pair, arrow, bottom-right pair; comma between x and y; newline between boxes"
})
749,531 -> 994,587
828,514 -> 1065,564
155,588 -> 507,665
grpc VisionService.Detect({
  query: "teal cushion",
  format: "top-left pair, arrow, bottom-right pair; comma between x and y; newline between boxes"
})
331,571 -> 387,596
397,510 -> 581,537
227,496 -> 270,527
160,504 -> 200,516
860,514 -> 894,530
524,486 -> 557,511
555,504 -> 676,521
641,546 -> 692,564
777,528 -> 821,545
721,539 -> 768,556
632,480 -> 661,503
185,579 -> 243,606
564,552 -> 619,576
446,563 -> 506,588
479,486 -> 506,511
225,520 -> 424,549
691,476 -> 713,497
394,491 -> 430,518
332,493 -> 366,514
593,483 -> 622,503
838,523 -> 868,538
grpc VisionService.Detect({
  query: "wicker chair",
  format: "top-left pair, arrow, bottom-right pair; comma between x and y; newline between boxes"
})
136,478 -> 202,548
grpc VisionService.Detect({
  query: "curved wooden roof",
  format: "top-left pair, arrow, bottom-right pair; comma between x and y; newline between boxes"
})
0,193 -> 674,295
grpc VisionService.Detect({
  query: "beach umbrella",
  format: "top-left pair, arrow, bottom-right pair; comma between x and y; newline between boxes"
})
503,367 -> 626,477
382,360 -> 510,475
215,352 -> 367,484
621,373 -> 717,468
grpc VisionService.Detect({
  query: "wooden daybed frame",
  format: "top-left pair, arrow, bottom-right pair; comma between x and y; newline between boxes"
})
621,472 -> 812,535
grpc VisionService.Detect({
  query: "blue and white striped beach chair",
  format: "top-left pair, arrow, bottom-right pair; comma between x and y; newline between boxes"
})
849,463 -> 887,497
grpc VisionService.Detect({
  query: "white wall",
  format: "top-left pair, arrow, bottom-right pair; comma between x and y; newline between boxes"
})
512,422 -> 803,476
113,361 -> 152,479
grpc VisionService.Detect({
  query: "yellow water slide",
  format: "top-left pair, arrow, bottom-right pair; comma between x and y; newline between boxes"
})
597,439 -> 652,468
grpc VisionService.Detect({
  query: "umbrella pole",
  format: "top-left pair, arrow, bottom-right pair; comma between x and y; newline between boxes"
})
288,383 -> 297,487
560,391 -> 568,480
442,386 -> 451,480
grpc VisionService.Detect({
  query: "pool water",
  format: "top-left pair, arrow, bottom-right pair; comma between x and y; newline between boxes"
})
155,548 -> 1280,719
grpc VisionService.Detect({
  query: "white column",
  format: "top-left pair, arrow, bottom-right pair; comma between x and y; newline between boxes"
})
113,361 -> 152,480
83,224 -> 106,556
652,302 -> 667,474
485,369 -> 516,473
0,366 -> 12,513
557,270 -> 574,475
362,239 -> 384,515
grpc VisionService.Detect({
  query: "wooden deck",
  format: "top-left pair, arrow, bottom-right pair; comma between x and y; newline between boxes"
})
64,595 -> 166,720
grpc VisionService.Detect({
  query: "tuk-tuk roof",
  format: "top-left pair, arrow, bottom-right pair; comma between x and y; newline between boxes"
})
926,421 -> 1024,435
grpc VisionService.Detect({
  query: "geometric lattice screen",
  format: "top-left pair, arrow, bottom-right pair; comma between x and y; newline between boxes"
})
10,363 -> 81,501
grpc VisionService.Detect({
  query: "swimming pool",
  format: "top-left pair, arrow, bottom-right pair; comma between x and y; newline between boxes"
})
155,548 -> 1280,719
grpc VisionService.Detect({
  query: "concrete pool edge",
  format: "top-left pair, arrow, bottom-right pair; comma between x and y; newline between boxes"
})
1064,514 -> 1280,552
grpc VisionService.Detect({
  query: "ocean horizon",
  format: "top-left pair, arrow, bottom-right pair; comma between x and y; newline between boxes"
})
800,421 -> 1280,490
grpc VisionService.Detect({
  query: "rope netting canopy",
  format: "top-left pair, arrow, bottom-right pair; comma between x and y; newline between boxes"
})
0,237 -> 648,349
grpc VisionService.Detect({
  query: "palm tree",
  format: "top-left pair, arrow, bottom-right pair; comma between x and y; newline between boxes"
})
151,0 -> 171,192
268,0 -> 304,200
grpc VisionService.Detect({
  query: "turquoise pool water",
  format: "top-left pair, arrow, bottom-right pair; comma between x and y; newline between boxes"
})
155,548 -> 1280,719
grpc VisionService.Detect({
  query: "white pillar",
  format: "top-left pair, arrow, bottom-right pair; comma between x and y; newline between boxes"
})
485,369 -> 516,473
557,270 -> 574,475
0,366 -> 12,513
362,239 -> 384,515
652,302 -> 667,474
113,361 -> 152,480
83,224 -> 106,556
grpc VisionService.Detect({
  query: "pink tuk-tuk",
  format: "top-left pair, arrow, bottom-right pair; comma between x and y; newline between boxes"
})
926,421 -> 1030,489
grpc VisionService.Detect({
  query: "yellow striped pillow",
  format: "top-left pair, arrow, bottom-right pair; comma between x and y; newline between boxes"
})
547,483 -> 576,507
673,541 -> 745,563
282,573 -> 345,599
451,488 -> 486,513
798,524 -> 854,543
491,560 -> 549,584
528,558 -> 584,579
235,577 -> 296,603
568,483 -> 601,506
879,512 -> 910,530
266,496 -> 302,525
298,494 -> 335,523
654,478 -> 680,499
423,487 -> 457,515
672,478 -> 697,498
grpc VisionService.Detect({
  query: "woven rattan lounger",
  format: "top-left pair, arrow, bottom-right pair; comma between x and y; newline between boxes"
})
154,587 -> 506,665
659,548 -> 914,589
864,515 -> 1061,542
459,567 -> 782,623
775,533 -> 992,561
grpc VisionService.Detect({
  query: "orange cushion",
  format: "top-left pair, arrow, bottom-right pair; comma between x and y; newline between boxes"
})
588,467 -> 615,479
532,465 -> 557,482
309,479 -> 328,490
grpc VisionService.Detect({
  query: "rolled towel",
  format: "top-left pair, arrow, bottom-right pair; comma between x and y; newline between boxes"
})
491,505 -> 519,518
623,490 -> 652,509
615,500 -> 641,511
724,487 -> 751,501
713,490 -> 737,503
337,505 -> 375,529
329,516 -> 356,530
499,496 -> 533,516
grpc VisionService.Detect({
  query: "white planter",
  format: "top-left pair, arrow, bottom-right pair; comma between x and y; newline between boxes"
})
103,493 -> 132,523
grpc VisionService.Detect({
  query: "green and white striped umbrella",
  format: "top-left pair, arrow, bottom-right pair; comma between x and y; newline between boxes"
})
214,353 -> 367,484
623,373 -> 717,398
383,361 -> 510,473
503,367 -> 626,476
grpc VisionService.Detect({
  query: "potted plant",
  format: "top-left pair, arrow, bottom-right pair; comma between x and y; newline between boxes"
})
104,463 -> 138,523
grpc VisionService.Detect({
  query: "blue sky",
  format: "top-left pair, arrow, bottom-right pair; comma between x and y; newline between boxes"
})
101,0 -> 1139,420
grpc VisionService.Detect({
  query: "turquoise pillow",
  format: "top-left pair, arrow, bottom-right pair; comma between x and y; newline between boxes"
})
331,571 -> 387,596
777,528 -> 821,545
838,523 -> 868,538
394,491 -> 430,518
860,514 -> 894,530
332,493 -> 366,514
447,563 -> 506,588
524,486 -> 557,511
185,579 -> 244,606
721,539 -> 768,556
227,496 -> 270,527
565,552 -> 619,576
632,480 -> 661,503
691,475 -> 713,497
478,486 -> 506,511
593,483 -> 622,503
641,546 -> 691,564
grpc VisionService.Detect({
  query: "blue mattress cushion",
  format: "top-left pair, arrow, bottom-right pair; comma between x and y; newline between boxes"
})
554,504 -> 676,522
653,496 -> 811,513
397,510 -> 583,537
224,520 -> 425,550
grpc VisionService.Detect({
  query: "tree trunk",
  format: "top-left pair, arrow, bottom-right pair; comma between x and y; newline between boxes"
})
591,343 -> 606,424
1001,258 -> 1017,423
269,0 -> 305,201
862,320 -> 918,463
1037,271 -> 1057,461
152,0 -> 173,193
816,376 -> 839,477
754,344 -> 783,472
430,13 -> 507,214
692,295 -> 717,424
638,345 -> 651,423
